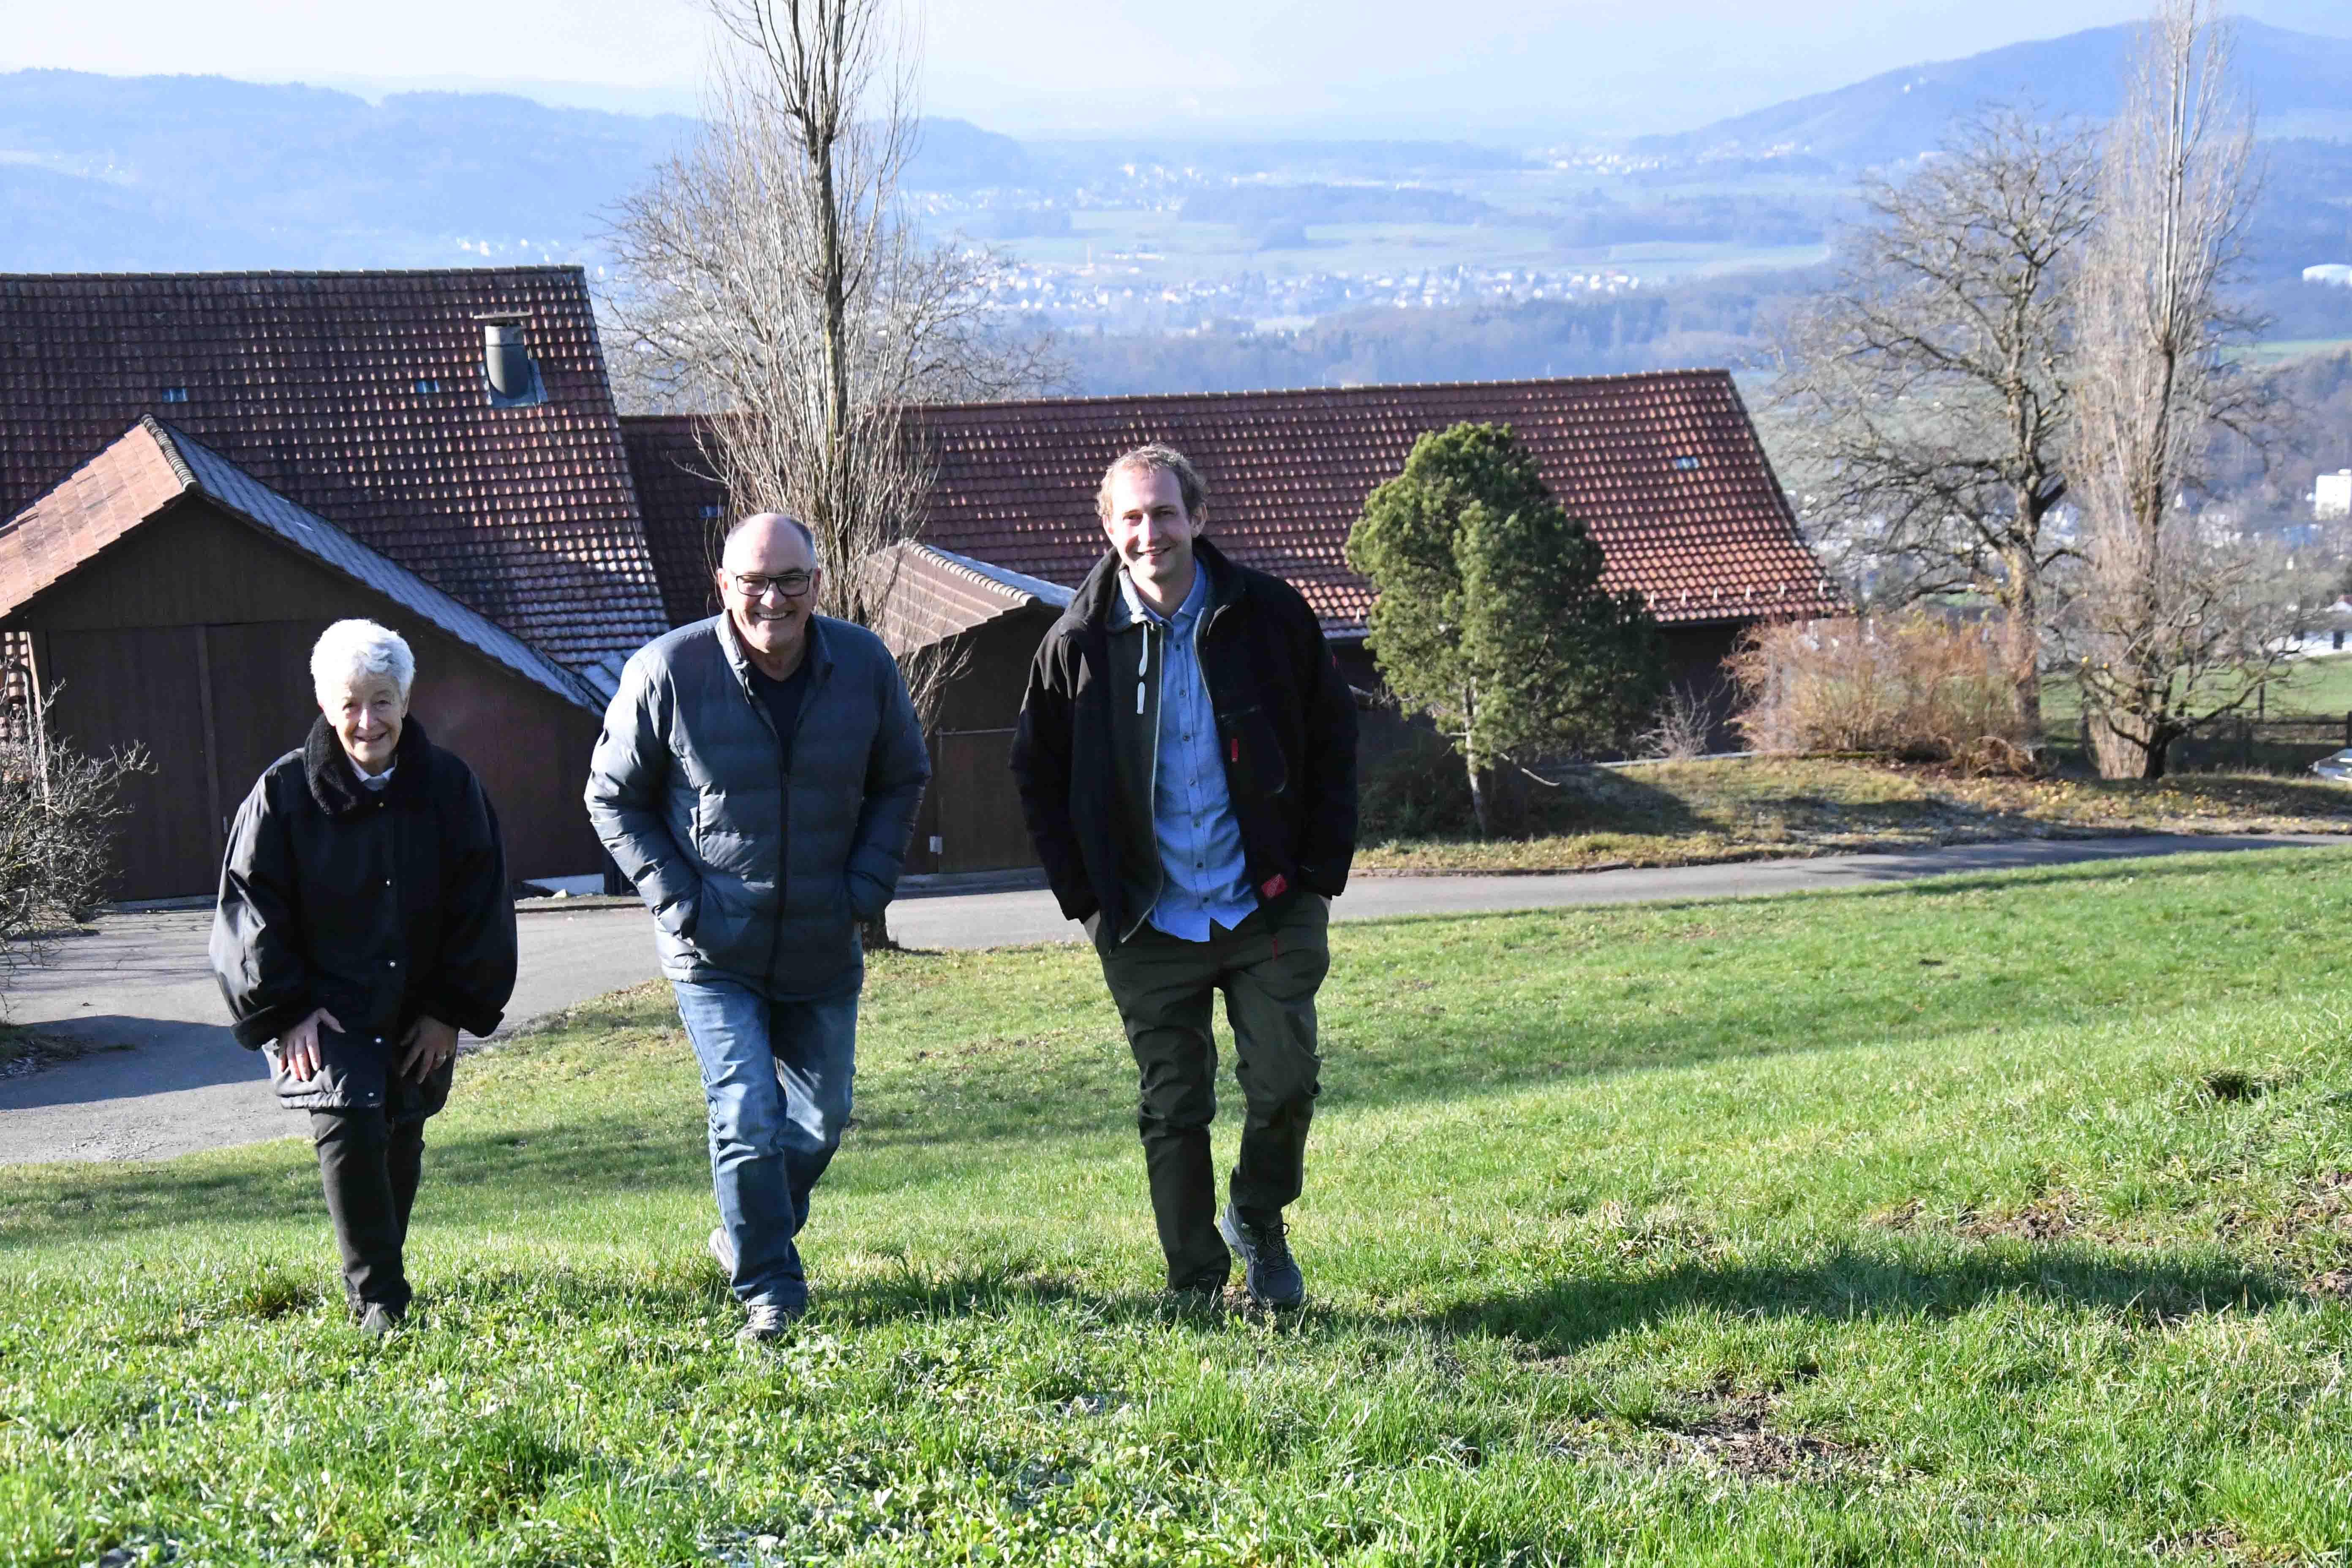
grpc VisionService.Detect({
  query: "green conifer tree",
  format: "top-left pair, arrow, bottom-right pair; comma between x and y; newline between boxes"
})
1346,422 -> 1663,836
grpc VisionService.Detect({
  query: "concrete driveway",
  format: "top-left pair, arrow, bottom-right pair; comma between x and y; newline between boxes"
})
2,830 -> 2338,1165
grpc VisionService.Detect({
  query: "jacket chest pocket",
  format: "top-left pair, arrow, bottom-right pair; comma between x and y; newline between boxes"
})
1216,705 -> 1288,798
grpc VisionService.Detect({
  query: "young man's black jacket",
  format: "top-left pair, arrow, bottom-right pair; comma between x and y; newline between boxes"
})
1011,536 -> 1358,942
210,715 -> 517,1116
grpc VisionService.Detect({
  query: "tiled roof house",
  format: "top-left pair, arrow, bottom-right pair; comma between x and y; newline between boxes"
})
624,371 -> 1841,645
1,269 -> 1837,890
0,268 -> 669,683
0,267 -> 667,895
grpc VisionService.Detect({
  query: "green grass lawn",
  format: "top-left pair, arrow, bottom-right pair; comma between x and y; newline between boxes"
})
2042,655 -> 2352,730
10,849 -> 2352,1564
1356,754 -> 2352,875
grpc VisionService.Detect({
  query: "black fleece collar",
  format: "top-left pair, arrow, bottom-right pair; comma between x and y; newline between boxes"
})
304,713 -> 431,819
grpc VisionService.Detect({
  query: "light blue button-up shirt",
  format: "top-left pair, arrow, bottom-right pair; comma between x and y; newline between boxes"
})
1120,566 -> 1255,942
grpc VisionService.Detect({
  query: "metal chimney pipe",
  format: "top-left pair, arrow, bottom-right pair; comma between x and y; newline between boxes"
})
482,319 -> 528,398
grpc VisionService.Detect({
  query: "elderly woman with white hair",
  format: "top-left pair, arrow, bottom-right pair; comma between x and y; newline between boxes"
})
211,618 -> 517,1336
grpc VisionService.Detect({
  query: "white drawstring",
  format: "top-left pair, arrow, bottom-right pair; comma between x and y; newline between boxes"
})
1136,625 -> 1149,714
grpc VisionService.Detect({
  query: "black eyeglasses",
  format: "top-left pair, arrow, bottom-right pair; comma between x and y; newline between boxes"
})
725,569 -> 816,599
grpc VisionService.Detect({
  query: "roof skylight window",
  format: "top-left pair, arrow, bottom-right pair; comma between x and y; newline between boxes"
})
1672,455 -> 1701,471
159,387 -> 189,404
700,504 -> 723,520
415,378 -> 442,395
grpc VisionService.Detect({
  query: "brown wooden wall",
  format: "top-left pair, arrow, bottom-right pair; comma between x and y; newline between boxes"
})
908,607 -> 1055,876
12,500 -> 607,899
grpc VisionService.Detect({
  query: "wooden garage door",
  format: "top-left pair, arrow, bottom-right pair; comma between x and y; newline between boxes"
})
932,728 -> 1037,874
205,620 -> 332,819
42,627 -> 215,901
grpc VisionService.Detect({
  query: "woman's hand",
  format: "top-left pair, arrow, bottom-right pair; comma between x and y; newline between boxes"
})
272,1007 -> 343,1080
398,1015 -> 459,1082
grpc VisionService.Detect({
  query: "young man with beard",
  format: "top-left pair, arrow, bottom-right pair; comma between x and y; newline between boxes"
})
1012,446 -> 1358,1308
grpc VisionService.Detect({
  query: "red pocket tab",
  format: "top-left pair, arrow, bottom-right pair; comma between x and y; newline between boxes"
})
1260,873 -> 1288,899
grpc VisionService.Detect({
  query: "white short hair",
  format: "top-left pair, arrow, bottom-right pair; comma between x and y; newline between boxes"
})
311,619 -> 414,705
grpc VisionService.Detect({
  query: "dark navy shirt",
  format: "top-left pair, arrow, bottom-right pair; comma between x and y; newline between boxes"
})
748,656 -> 813,773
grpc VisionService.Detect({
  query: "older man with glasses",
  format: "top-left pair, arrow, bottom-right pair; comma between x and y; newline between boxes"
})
587,512 -> 929,1341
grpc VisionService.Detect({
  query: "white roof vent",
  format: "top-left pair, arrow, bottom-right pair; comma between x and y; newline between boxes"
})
475,314 -> 545,408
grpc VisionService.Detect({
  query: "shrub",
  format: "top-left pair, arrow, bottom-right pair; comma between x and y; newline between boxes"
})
1726,613 -> 2035,772
0,699 -> 150,985
1636,682 -> 1727,760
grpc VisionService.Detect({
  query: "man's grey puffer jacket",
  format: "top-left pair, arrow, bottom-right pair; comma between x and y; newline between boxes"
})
584,613 -> 930,1001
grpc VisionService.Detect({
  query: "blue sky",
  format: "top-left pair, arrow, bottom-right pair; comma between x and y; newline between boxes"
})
5,0 -> 2345,137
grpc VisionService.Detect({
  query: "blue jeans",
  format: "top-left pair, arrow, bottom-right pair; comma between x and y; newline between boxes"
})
672,979 -> 858,1312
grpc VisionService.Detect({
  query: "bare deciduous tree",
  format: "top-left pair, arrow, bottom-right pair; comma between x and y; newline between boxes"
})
607,0 -> 1060,942
605,0 -> 1059,725
1768,107 -> 2099,751
2066,0 -> 2276,779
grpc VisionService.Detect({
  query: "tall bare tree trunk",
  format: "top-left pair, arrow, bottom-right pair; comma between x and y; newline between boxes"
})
2068,0 -> 2277,779
2000,539 -> 2044,750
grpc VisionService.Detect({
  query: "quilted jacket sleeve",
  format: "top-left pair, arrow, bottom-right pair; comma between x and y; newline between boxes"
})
844,645 -> 932,919
583,648 -> 702,934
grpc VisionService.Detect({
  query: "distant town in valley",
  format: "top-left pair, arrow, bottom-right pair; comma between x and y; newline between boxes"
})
3,16 -> 2348,516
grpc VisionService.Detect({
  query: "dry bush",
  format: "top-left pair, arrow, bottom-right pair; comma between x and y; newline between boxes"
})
1638,683 -> 1726,760
1727,613 -> 2035,773
0,700 -> 149,987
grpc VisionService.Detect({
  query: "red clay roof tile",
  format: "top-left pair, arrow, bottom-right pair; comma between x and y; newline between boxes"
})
0,268 -> 669,671
626,372 -> 1843,638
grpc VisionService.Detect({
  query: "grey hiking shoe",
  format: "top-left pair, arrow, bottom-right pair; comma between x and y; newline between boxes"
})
738,1299 -> 801,1344
1219,1203 -> 1304,1310
357,1302 -> 404,1340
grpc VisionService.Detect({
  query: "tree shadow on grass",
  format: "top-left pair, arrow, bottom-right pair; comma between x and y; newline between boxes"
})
0,1113 -> 719,1246
797,1239 -> 2302,1375
1437,1241 -> 2292,1358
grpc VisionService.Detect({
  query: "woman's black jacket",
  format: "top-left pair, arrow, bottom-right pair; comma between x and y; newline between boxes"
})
210,716 -> 518,1115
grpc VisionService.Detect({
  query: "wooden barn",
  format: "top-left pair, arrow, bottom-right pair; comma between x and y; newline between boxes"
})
0,420 -> 607,898
0,267 -> 671,899
623,372 -> 1845,877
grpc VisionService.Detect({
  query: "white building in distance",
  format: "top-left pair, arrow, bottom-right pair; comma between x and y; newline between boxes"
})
2319,470 -> 2352,521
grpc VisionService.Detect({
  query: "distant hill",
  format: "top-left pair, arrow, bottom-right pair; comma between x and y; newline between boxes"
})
0,69 -> 1024,272
1631,21 -> 2352,169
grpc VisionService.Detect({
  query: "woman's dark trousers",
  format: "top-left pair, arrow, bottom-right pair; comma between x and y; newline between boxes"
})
309,1107 -> 426,1315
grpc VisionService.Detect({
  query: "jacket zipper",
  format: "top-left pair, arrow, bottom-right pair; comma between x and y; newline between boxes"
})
1123,618 -> 1164,943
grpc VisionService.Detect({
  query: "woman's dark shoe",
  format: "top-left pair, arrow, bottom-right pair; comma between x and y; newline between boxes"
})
357,1302 -> 405,1339
1218,1203 -> 1304,1309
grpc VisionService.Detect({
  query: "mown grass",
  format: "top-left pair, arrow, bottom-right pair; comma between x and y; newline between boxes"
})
1355,755 -> 2352,875
8,848 -> 2352,1564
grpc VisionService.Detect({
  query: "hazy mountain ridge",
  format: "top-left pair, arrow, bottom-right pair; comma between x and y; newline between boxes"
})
1632,20 -> 2352,168
2,36 -> 2346,404
0,69 -> 1024,271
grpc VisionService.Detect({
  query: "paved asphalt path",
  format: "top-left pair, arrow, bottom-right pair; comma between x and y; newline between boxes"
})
2,830 -> 2338,1165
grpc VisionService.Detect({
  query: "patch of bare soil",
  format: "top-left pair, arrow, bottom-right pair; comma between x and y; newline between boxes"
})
1957,1194 -> 2082,1243
2147,1523 -> 2298,1564
1867,1192 -> 2088,1242
1654,1389 -> 1851,1479
2219,1172 -> 2352,1295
